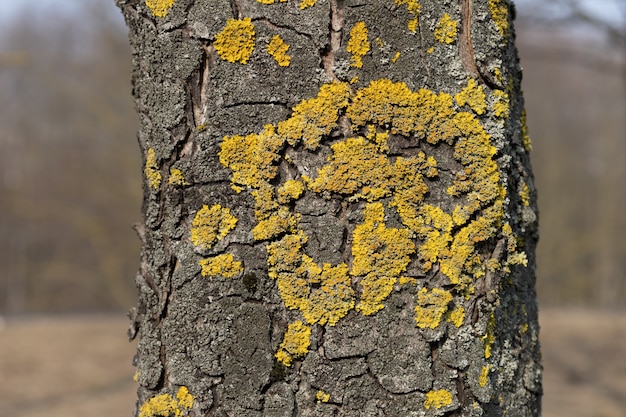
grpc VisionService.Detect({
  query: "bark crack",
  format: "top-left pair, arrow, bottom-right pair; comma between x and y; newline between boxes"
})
322,0 -> 345,81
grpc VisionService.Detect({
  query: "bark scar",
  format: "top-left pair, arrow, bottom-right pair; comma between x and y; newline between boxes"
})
459,0 -> 484,83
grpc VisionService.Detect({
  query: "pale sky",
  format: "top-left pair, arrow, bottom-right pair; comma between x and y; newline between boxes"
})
0,0 -> 623,29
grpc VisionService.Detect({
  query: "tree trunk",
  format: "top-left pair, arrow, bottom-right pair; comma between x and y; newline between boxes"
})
117,0 -> 541,415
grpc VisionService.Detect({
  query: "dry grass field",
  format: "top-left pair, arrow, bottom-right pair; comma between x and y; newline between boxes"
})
0,309 -> 624,417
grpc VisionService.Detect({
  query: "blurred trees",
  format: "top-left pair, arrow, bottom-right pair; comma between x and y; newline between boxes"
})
0,2 -> 141,313
0,0 -> 623,313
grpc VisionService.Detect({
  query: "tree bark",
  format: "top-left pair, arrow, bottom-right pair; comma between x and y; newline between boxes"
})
117,0 -> 541,415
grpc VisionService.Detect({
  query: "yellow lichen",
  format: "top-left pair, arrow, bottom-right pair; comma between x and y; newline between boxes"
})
277,179 -> 305,204
190,204 -> 238,250
482,311 -> 496,358
394,0 -> 421,32
267,35 -> 291,67
139,386 -> 194,417
299,0 -> 318,9
479,365 -> 490,387
352,203 -> 415,315
391,52 -> 401,63
316,390 -> 331,403
415,288 -> 453,329
347,22 -> 370,68
521,109 -> 533,152
144,148 -> 162,190
519,182 -> 530,207
446,305 -> 465,327
433,13 -> 458,44
168,168 -> 188,186
424,389 -> 453,410
214,18 -> 256,64
489,0 -> 509,39
219,124 -> 284,191
277,82 -> 351,149
455,78 -> 487,115
145,0 -> 175,18
427,46 -> 434,54
275,320 -> 311,366
492,90 -> 509,118
175,387 -> 194,410
252,206 -> 297,241
199,253 -> 243,278
350,76 -> 359,84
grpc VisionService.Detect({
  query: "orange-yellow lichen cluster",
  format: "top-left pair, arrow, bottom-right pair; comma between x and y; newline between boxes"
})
214,18 -> 256,64
275,320 -> 312,366
190,204 -> 237,251
217,77 -> 522,360
199,253 -> 243,278
424,389 -> 453,410
351,203 -> 415,315
433,13 -> 458,44
347,22 -> 370,69
394,0 -> 421,32
489,0 -> 510,39
267,35 -> 291,67
144,148 -> 162,190
168,168 -> 188,186
139,386 -> 194,417
316,390 -> 331,403
145,0 -> 176,17
455,78 -> 487,115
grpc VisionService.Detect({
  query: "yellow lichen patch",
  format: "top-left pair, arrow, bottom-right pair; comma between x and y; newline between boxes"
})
446,305 -> 465,327
479,365 -> 490,387
267,233 -> 355,325
299,0 -> 318,9
347,79 -> 459,143
424,389 -> 453,410
415,287 -> 453,329
433,13 -> 458,44
168,168 -> 188,186
427,46 -> 434,54
199,253 -> 243,278
350,76 -> 359,84
219,124 -> 284,191
307,136 -> 393,201
347,22 -> 370,68
394,0 -> 421,32
214,18 -> 256,64
145,0 -> 175,18
521,109 -> 533,152
455,78 -> 487,115
519,182 -> 530,207
275,321 -> 311,366
190,204 -> 238,250
144,148 -> 162,190
391,52 -> 401,63
352,203 -> 415,315
492,90 -> 509,118
482,311 -> 496,358
277,82 -> 351,149
489,0 -> 509,39
252,206 -> 297,241
277,179 -> 305,204
267,35 -> 291,67
139,386 -> 194,417
316,390 -> 331,403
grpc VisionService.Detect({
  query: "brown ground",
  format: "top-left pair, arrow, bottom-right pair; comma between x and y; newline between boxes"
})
0,309 -> 624,417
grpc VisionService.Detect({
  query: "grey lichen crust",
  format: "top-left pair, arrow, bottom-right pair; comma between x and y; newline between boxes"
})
118,0 -> 541,416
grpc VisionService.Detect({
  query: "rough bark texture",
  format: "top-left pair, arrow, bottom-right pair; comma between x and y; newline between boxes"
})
118,0 -> 541,416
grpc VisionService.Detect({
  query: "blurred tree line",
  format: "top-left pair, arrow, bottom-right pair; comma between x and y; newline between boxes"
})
0,0 -> 624,313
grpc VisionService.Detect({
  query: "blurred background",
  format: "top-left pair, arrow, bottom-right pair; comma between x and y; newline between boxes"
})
0,0 -> 624,416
